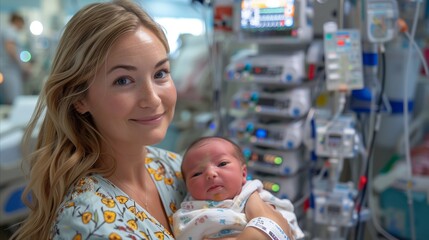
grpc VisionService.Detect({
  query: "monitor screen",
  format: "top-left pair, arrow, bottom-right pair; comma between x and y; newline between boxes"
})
240,0 -> 296,32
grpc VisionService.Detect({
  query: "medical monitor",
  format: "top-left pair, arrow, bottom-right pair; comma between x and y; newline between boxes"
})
239,0 -> 313,43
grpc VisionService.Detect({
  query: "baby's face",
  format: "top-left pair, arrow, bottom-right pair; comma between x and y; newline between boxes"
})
182,139 -> 247,201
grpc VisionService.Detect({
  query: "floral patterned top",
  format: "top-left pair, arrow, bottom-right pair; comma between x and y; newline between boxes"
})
51,146 -> 186,240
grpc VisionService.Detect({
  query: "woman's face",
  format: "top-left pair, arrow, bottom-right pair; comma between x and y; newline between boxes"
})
78,26 -> 176,148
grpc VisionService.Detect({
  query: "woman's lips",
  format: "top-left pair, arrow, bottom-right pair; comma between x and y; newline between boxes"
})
131,113 -> 164,124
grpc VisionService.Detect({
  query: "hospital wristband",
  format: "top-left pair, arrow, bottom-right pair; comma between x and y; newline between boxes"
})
246,217 -> 290,240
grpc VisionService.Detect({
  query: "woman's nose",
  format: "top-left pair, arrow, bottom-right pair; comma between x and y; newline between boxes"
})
139,82 -> 161,108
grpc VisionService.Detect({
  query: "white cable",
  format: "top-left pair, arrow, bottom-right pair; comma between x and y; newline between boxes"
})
356,132 -> 368,179
403,31 -> 429,80
402,1 -> 421,240
368,158 -> 399,240
323,91 -> 347,132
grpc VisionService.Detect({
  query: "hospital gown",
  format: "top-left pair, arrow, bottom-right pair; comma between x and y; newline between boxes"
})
173,179 -> 305,240
51,146 -> 186,240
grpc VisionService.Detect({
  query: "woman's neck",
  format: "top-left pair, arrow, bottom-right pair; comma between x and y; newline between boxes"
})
104,145 -> 148,184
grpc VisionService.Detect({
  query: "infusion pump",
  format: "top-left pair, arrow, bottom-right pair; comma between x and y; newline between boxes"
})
313,181 -> 357,227
225,52 -> 306,85
229,118 -> 304,150
314,111 -> 358,159
231,87 -> 311,119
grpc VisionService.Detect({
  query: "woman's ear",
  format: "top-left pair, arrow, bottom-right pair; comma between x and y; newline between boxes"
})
73,100 -> 89,115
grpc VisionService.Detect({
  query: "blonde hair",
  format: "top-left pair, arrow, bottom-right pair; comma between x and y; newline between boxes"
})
12,1 -> 169,239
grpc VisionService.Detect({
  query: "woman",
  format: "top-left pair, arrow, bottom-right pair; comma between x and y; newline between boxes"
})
12,0 -> 291,239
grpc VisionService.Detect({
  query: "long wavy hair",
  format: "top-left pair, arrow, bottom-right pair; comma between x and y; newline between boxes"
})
11,1 -> 169,239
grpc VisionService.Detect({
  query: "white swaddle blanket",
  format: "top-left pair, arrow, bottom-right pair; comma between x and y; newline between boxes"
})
173,179 -> 304,240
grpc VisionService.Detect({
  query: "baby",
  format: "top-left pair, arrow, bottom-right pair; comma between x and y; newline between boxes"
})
173,136 -> 304,240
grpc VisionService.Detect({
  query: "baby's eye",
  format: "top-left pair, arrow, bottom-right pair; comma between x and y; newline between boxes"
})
191,172 -> 202,177
114,77 -> 132,86
218,162 -> 228,167
154,69 -> 170,79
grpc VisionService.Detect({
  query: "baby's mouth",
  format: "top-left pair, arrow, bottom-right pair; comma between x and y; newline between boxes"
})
207,185 -> 223,192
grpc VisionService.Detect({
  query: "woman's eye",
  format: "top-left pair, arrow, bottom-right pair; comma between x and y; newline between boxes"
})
114,77 -> 132,86
154,69 -> 170,79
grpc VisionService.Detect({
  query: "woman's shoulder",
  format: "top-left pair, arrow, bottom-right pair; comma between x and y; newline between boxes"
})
57,175 -> 113,211
146,146 -> 183,170
146,146 -> 182,161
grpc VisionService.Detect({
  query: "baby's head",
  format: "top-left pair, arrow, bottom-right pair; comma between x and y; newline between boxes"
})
182,137 -> 247,201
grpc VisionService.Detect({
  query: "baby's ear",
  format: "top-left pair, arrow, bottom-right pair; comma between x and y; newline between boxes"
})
73,100 -> 89,114
241,164 -> 247,184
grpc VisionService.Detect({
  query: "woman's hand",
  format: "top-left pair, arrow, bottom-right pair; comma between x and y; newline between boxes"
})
238,192 -> 294,240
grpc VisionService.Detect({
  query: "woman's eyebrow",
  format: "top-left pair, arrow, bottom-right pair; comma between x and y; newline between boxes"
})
108,64 -> 137,74
155,57 -> 169,68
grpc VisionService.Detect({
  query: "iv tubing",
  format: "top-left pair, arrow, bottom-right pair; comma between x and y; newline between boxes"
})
402,1 -> 421,240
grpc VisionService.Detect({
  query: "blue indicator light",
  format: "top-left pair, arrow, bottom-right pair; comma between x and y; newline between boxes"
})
242,148 -> 252,158
292,108 -> 300,116
250,92 -> 259,102
246,123 -> 254,132
255,128 -> 267,138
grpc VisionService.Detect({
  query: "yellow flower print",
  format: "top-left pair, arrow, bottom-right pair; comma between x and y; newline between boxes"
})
136,211 -> 148,221
116,195 -> 128,204
147,167 -> 156,174
175,171 -> 182,179
108,232 -> 122,240
167,152 -> 177,160
149,217 -> 158,225
140,231 -> 149,239
127,219 -> 138,230
128,206 -> 137,214
154,173 -> 163,181
102,198 -> 116,208
103,210 -> 116,223
157,165 -> 166,175
65,201 -> 75,208
72,233 -> 82,240
164,177 -> 173,185
82,212 -> 92,224
169,202 -> 177,212
78,178 -> 87,186
168,215 -> 173,225
155,232 -> 165,240
145,157 -> 153,164
96,192 -> 106,198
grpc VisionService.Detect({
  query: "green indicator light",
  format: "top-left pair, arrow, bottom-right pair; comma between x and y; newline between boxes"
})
274,157 -> 283,165
20,51 -> 31,62
272,184 -> 280,192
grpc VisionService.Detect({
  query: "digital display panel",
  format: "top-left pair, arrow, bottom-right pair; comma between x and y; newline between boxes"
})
327,134 -> 342,148
241,0 -> 296,32
257,97 -> 290,109
250,66 -> 283,76
327,204 -> 341,215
